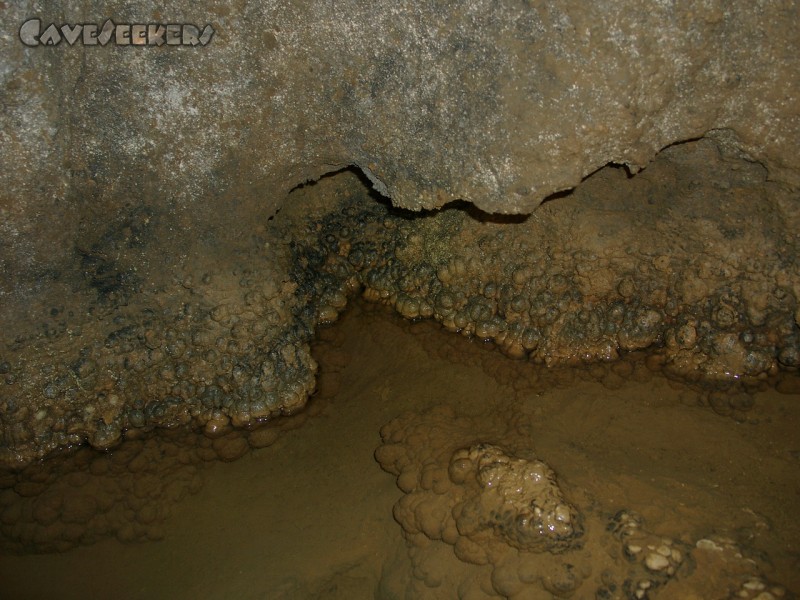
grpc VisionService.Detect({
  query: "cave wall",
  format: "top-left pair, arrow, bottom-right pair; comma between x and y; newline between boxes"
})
2,1 -> 799,304
1,1 -> 799,466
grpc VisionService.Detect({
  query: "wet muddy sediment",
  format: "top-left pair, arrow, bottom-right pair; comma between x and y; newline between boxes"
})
0,300 -> 797,598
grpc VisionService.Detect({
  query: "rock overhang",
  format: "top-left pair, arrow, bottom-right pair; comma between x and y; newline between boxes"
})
0,1 -> 799,466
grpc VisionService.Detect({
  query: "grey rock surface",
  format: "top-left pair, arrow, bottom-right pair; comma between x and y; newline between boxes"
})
1,1 -> 799,298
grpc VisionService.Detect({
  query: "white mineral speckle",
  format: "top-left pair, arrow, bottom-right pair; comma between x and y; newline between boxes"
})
696,538 -> 723,551
644,552 -> 670,571
656,544 -> 672,556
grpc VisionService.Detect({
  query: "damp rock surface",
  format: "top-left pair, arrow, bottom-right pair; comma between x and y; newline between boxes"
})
2,1 -> 799,368
1,139 -> 799,466
0,3 -> 798,594
453,443 -> 582,553
1,5 -> 799,467
374,371 -> 797,598
287,139 -> 799,384
2,1 -> 798,235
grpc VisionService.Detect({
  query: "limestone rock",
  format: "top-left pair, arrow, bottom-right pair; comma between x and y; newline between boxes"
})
1,1 -> 799,305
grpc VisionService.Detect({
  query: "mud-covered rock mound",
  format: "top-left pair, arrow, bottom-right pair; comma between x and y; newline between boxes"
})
448,443 -> 581,554
375,404 -> 793,598
0,253 -> 319,467
376,402 -> 582,558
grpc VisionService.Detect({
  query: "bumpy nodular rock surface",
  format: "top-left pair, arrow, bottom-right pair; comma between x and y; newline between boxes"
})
450,443 -> 582,554
0,0 -> 799,467
1,138 -> 799,466
375,404 -> 793,598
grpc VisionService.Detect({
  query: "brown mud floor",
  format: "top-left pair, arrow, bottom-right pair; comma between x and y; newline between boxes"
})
0,299 -> 798,599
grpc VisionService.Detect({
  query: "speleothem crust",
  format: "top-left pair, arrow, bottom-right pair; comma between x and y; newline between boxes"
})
1,139 -> 798,466
375,404 -> 793,598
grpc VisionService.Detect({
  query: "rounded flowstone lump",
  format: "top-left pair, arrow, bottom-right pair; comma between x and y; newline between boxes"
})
375,399 -> 794,598
450,443 -> 582,553
375,404 -> 590,596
